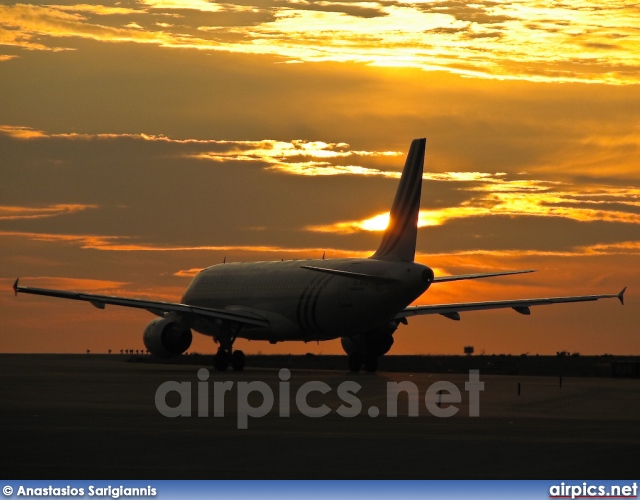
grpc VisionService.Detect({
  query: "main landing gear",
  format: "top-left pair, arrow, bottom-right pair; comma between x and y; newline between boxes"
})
214,348 -> 245,371
342,328 -> 396,374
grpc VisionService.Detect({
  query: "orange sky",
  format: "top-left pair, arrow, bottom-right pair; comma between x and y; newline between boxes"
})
1,0 -> 638,355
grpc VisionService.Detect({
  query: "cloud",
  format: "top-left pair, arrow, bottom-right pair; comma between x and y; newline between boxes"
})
0,125 -> 403,176
0,125 -> 49,139
0,204 -> 98,221
9,125 -> 629,201
139,0 -> 225,13
419,240 -> 640,260
4,224 -> 640,262
0,231 -> 125,249
1,1 -> 638,84
307,178 -> 640,233
47,4 -> 140,16
584,241 -> 640,255
419,1 -> 515,25
0,3 -> 213,51
0,230 -> 370,256
2,124 -> 638,265
189,139 -> 403,175
280,0 -> 388,19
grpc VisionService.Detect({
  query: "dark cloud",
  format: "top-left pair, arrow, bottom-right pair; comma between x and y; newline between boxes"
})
416,0 -> 514,25
276,0 -> 388,19
420,215 -> 640,255
464,31 -> 502,39
427,26 -> 465,35
582,41 -> 618,50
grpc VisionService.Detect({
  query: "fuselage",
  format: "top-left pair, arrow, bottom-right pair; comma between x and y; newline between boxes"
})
181,258 -> 434,342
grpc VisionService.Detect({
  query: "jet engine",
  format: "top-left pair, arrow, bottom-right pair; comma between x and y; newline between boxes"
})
341,322 -> 398,372
341,321 -> 397,357
143,318 -> 192,358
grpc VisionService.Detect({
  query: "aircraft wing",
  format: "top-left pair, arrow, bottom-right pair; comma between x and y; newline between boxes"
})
432,269 -> 535,283
397,287 -> 626,321
12,279 -> 270,328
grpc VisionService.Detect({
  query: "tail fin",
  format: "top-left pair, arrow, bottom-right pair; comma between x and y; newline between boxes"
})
371,138 -> 426,262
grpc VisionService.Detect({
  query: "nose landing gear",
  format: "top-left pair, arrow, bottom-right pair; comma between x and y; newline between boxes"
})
213,322 -> 245,371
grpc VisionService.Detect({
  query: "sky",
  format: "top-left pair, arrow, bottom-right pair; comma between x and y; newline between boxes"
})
1,0 -> 639,356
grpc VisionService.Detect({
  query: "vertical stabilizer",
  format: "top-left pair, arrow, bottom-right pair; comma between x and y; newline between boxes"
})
371,138 -> 426,262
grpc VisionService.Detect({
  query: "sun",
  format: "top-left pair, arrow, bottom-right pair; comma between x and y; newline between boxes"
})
359,213 -> 390,232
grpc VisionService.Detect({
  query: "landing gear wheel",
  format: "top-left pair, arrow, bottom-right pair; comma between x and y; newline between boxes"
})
214,350 -> 230,371
231,350 -> 245,371
348,352 -> 362,373
364,355 -> 378,373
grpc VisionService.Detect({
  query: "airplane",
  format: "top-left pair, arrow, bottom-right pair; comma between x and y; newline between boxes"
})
13,138 -> 626,372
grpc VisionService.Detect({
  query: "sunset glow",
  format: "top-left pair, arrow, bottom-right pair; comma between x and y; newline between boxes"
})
1,0 -> 637,356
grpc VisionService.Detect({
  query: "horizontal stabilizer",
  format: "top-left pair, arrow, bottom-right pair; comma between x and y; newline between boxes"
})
432,269 -> 535,283
301,265 -> 399,283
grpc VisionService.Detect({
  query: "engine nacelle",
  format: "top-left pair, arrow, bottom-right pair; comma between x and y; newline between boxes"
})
143,318 -> 192,358
341,321 -> 397,357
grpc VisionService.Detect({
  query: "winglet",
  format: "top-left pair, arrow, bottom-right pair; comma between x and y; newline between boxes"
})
13,278 -> 19,297
618,287 -> 626,305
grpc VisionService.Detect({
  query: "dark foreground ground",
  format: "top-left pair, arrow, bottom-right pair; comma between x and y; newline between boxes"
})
137,352 -> 640,377
2,354 -> 639,479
